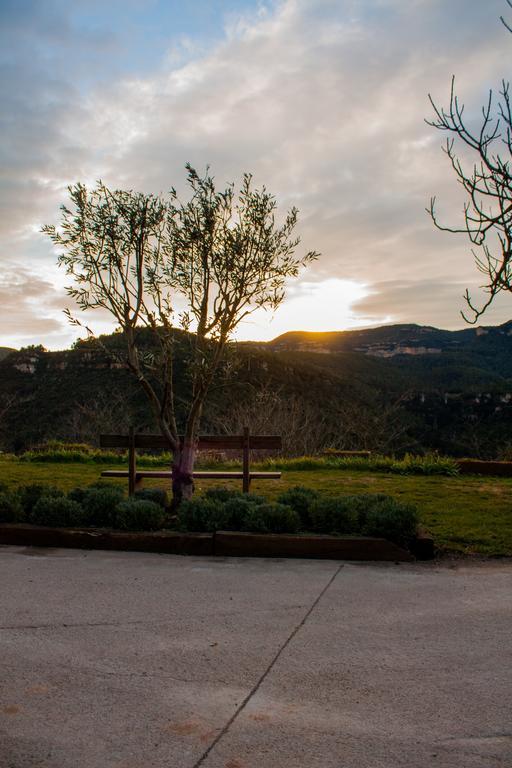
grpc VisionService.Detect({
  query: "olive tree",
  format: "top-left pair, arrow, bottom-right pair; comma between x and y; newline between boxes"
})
427,2 -> 512,322
43,165 -> 318,503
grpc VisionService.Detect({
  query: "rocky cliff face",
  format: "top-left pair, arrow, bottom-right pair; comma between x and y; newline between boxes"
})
268,321 -> 512,359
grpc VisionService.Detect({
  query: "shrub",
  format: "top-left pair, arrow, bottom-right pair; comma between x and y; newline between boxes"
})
67,503 -> 90,528
240,505 -> 268,533
178,498 -> 230,532
277,486 -> 320,527
242,503 -> 300,534
0,491 -> 25,523
116,499 -> 167,531
20,484 -> 63,516
67,487 -> 89,505
309,496 -> 359,534
134,488 -> 168,508
87,480 -> 124,490
338,493 -> 391,528
31,496 -> 83,527
80,486 -> 125,527
223,496 -> 263,530
262,503 -> 300,533
361,499 -> 419,546
203,487 -> 244,504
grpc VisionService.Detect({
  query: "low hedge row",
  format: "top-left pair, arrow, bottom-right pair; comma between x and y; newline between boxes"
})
0,483 -> 419,546
179,486 -> 419,547
0,483 -> 167,531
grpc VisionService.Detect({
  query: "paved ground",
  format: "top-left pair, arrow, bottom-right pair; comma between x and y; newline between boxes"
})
0,546 -> 511,768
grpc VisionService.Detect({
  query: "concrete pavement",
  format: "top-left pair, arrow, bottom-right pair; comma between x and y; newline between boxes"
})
0,546 -> 511,767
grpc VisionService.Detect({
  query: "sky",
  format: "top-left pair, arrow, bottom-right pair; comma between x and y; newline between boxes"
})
2,0 -> 512,349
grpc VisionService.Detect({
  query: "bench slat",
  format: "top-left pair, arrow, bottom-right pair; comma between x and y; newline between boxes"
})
100,434 -> 282,450
101,470 -> 281,480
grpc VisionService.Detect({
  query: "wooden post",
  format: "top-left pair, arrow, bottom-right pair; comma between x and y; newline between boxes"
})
128,426 -> 136,496
242,426 -> 250,493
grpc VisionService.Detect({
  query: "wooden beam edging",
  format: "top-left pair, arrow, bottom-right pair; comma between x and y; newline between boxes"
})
213,532 -> 415,561
456,459 -> 512,477
0,525 -> 425,561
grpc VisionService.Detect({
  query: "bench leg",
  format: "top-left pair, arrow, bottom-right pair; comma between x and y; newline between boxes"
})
128,427 -> 137,495
243,426 -> 250,493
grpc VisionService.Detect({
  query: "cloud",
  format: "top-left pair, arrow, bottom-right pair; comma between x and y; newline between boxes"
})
352,278 -> 512,329
2,0 -> 512,349
0,271 -> 64,346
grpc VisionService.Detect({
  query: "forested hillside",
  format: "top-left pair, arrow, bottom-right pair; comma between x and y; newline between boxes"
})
1,322 -> 511,458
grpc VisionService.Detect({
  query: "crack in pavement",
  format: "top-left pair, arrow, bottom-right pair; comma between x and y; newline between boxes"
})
191,564 -> 344,768
0,605 -> 307,632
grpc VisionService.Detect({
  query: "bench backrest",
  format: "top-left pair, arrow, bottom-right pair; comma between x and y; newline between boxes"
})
100,430 -> 281,451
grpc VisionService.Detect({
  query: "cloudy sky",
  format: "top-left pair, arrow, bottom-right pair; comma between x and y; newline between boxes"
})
2,0 -> 512,349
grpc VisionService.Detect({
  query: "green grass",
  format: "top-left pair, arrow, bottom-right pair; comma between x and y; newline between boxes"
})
18,447 -> 458,475
1,456 -> 511,556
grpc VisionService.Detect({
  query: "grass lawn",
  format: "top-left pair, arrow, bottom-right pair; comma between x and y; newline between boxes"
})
1,457 -> 511,556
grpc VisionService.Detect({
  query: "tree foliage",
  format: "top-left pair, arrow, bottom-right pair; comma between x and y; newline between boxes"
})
43,165 -> 318,501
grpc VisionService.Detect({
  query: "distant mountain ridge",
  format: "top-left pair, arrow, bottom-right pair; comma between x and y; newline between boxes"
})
267,321 -> 512,358
1,321 -> 511,456
0,347 -> 16,361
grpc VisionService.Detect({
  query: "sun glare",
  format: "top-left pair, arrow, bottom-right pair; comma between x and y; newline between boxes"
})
236,278 -> 377,341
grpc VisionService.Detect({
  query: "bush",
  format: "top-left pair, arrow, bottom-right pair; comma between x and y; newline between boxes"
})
222,497 -> 262,530
309,496 -> 359,534
277,486 -> 320,527
20,484 -> 63,516
31,496 -> 83,527
0,491 -> 25,523
203,487 -> 243,504
240,505 -> 268,532
67,487 -> 89,505
242,503 -> 300,534
87,480 -> 124,490
80,486 -> 125,527
134,488 -> 168,508
338,493 -> 391,528
361,499 -> 419,546
116,499 -> 167,531
178,498 -> 230,532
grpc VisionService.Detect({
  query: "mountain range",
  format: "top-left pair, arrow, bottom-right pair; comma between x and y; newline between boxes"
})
1,321 -> 511,457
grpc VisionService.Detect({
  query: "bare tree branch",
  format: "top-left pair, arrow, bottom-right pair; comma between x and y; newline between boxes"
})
426,8 -> 512,323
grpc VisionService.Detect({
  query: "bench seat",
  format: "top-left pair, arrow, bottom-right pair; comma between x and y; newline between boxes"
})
101,470 -> 281,481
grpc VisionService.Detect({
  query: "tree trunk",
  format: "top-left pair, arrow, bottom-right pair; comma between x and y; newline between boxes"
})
171,440 -> 196,508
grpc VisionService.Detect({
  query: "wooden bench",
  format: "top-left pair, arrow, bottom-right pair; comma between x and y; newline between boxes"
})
99,427 -> 282,494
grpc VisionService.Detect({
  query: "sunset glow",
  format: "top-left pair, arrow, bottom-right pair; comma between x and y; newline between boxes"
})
236,278 -> 386,340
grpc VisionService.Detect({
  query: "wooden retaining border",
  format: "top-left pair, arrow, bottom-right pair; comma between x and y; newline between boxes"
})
457,459 -> 512,477
0,524 -> 432,561
215,532 -> 415,561
0,524 -> 213,556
